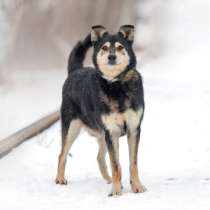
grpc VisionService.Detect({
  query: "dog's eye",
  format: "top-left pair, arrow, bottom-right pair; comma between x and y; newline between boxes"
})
116,45 -> 124,51
102,45 -> 109,51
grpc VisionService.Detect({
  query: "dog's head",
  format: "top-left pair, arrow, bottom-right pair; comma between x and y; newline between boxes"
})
91,25 -> 136,81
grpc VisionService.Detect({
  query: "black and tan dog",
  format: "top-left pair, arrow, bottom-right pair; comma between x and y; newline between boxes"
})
55,25 -> 146,196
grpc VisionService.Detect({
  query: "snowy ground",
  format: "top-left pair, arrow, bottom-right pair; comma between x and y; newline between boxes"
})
0,69 -> 65,139
1,0 -> 210,209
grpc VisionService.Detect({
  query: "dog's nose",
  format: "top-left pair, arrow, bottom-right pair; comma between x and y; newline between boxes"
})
108,54 -> 116,61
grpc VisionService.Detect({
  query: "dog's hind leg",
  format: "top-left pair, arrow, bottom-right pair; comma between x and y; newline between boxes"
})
55,119 -> 82,185
96,135 -> 111,184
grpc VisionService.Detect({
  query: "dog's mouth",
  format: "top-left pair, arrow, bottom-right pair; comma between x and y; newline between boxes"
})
108,60 -> 116,65
104,62 -> 121,67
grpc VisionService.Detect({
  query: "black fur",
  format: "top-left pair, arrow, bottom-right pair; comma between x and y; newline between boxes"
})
67,34 -> 92,74
61,31 -> 144,142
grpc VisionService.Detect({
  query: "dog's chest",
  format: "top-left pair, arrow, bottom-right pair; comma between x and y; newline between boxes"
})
99,78 -> 143,134
101,107 -> 143,135
100,84 -> 130,113
100,92 -> 142,134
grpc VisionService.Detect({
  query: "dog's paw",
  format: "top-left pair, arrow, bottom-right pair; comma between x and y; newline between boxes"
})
131,181 -> 147,193
108,183 -> 122,197
55,176 -> 68,185
108,190 -> 122,197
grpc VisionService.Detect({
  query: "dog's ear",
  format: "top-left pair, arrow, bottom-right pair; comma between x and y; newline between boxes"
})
119,25 -> 134,42
91,25 -> 107,42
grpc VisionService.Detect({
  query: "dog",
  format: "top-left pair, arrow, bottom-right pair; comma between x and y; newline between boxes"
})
55,25 -> 146,196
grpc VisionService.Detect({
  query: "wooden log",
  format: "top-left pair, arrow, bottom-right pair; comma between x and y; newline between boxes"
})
0,110 -> 60,158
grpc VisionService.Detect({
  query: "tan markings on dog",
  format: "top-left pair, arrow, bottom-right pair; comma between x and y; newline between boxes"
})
102,108 -> 143,134
107,135 -> 122,195
111,163 -> 122,193
127,129 -> 138,166
112,165 -> 121,181
97,42 -> 129,81
126,107 -> 146,193
130,163 -> 139,183
115,42 -> 129,62
55,119 -> 82,185
101,113 -> 124,134
130,163 -> 145,193
101,42 -> 111,55
123,108 -> 143,131
125,108 -> 143,169
115,42 -> 125,54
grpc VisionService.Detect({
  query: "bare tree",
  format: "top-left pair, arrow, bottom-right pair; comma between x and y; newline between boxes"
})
0,0 -> 26,81
0,0 -> 136,78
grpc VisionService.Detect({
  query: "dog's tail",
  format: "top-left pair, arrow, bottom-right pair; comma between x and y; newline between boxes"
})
67,34 -> 92,74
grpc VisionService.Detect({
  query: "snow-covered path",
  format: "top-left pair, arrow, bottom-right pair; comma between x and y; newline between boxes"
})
1,105 -> 210,210
1,0 -> 210,209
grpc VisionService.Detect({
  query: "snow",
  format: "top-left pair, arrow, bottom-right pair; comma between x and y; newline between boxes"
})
0,68 -> 65,139
1,0 -> 210,209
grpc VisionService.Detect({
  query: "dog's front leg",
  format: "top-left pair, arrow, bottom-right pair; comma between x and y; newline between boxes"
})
127,126 -> 146,193
104,130 -> 122,196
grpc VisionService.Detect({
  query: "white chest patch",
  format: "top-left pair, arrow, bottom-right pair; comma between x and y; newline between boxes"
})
101,107 -> 143,134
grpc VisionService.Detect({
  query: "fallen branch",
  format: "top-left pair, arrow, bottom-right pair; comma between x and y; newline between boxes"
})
0,110 -> 60,158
